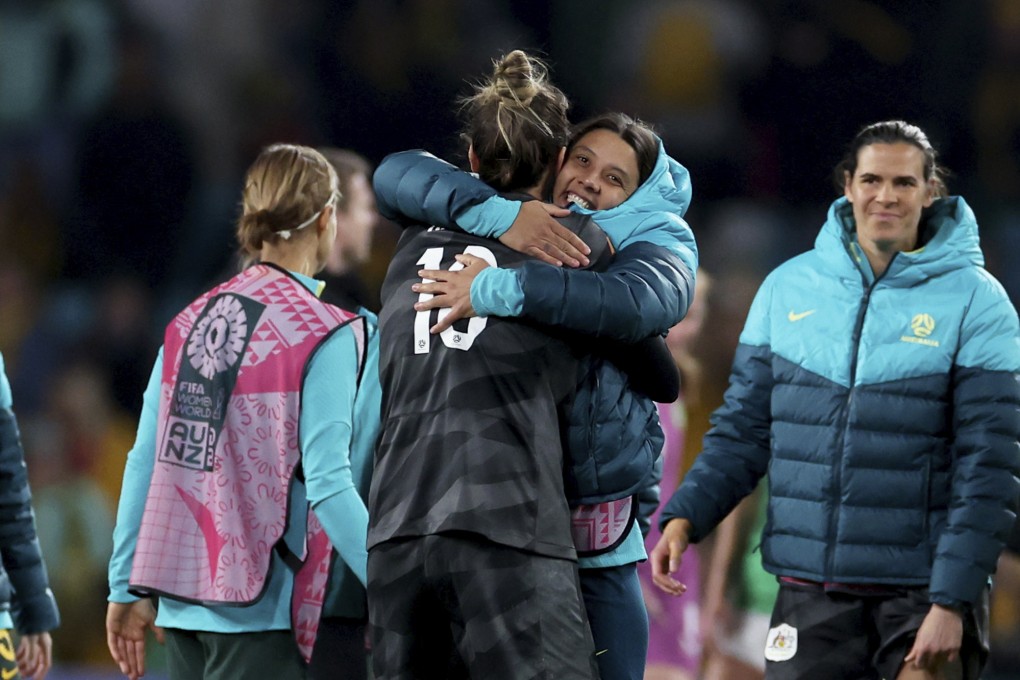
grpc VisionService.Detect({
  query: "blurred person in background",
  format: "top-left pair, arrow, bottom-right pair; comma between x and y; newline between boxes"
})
637,270 -> 712,680
670,212 -> 786,680
317,147 -> 379,314
107,144 -> 380,680
23,392 -> 114,670
652,120 -> 1020,680
24,360 -> 123,668
0,351 -> 60,680
45,358 -> 138,513
698,482 -> 776,680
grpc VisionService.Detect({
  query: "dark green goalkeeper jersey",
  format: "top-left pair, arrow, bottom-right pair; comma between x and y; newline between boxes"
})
368,215 -> 610,560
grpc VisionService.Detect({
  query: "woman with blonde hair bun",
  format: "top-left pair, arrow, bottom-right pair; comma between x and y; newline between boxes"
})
107,144 -> 381,680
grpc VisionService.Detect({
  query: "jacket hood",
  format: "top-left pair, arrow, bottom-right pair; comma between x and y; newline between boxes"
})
816,196 -> 984,285
570,137 -> 692,220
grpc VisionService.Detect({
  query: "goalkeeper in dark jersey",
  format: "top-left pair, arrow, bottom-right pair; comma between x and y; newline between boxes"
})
369,50 -> 605,679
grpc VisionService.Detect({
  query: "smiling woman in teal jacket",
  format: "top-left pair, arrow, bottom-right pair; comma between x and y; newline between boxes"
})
652,120 -> 1020,680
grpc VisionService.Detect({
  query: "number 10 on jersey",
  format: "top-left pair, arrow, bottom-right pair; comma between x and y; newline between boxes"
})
414,245 -> 497,354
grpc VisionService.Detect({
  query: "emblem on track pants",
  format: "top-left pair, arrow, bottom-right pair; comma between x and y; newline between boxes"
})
764,623 -> 798,662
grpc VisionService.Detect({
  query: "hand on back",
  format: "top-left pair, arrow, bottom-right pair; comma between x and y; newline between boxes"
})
499,201 -> 589,267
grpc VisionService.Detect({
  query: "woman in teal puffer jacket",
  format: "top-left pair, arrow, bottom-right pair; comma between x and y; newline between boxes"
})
653,120 -> 1020,680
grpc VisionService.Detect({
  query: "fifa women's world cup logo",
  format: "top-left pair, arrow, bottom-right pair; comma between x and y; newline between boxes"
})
187,296 -> 249,379
162,293 -> 265,471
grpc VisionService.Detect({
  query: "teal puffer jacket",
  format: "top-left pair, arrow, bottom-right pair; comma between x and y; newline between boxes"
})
663,197 -> 1020,608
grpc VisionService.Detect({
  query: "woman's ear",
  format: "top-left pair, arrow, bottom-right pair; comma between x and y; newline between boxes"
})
468,144 -> 481,173
317,204 -> 335,235
557,146 -> 566,170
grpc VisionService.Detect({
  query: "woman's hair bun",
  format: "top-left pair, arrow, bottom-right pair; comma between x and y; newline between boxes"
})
490,49 -> 543,107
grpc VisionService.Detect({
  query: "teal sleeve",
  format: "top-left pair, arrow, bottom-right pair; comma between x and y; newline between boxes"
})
301,325 -> 370,587
350,313 -> 382,498
469,266 -> 525,318
314,491 -> 368,586
955,274 -> 1020,371
737,276 -> 775,346
457,197 -> 521,238
591,210 -> 698,279
108,349 -> 163,603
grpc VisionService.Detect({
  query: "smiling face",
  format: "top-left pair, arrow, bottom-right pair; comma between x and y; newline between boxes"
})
844,142 -> 934,260
552,128 -> 640,211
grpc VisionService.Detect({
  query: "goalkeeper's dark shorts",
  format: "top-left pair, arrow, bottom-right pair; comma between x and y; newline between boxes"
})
368,533 -> 599,680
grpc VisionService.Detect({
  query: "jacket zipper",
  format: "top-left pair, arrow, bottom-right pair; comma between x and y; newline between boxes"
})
824,248 -> 894,579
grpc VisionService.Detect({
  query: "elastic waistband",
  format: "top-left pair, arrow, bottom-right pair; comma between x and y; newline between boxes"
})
779,576 -> 903,597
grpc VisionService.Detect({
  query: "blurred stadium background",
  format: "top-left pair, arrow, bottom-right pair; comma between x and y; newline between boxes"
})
1,1 -> 1018,677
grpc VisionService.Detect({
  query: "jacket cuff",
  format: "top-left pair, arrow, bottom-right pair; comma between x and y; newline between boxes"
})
929,557 -> 990,607
457,197 -> 520,238
470,267 -> 524,317
12,589 -> 60,634
929,596 -> 967,614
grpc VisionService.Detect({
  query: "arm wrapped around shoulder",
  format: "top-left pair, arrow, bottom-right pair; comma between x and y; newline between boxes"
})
518,240 -> 694,342
373,150 -> 497,228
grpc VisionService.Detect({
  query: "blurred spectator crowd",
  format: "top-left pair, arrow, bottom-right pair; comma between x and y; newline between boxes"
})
0,0 -> 1018,676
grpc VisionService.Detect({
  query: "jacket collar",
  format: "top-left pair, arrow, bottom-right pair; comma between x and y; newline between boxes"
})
815,196 -> 983,286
